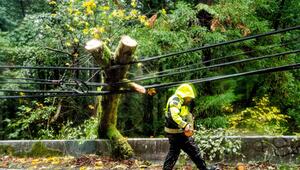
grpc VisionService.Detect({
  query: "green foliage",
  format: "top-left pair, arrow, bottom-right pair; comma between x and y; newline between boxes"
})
5,100 -> 56,139
0,0 -> 50,31
169,2 -> 196,31
198,116 -> 229,129
197,90 -> 238,117
1,0 -> 300,140
194,126 -> 242,161
229,95 -> 289,135
55,117 -> 98,140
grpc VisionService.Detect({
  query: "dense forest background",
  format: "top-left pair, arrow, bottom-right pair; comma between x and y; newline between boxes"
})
0,0 -> 299,140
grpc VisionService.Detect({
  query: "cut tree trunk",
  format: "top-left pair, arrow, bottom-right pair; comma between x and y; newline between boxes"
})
86,36 -> 143,159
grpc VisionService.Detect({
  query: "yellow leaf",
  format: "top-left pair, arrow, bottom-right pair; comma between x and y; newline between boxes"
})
83,28 -> 89,35
130,9 -> 138,17
161,9 -> 167,15
88,105 -> 95,110
80,166 -> 88,170
65,42 -> 72,47
49,1 -> 56,5
74,38 -> 79,43
101,6 -> 110,11
31,159 -> 40,165
131,0 -> 137,8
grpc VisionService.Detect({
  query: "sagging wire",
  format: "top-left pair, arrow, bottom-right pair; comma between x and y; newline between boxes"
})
0,65 -> 102,70
1,63 -> 299,99
0,26 -> 299,98
119,49 -> 300,83
108,25 -> 300,69
0,80 -> 108,86
1,49 -> 299,88
1,26 -> 299,72
0,90 -> 132,99
144,63 -> 300,90
133,39 -> 300,80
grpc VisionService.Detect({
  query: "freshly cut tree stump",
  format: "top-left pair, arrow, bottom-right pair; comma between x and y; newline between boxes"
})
86,36 -> 145,158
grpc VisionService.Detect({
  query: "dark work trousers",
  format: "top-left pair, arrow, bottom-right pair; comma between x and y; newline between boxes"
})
163,133 -> 207,170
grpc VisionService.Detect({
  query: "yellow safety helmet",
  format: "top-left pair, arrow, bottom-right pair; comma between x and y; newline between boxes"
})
175,83 -> 196,99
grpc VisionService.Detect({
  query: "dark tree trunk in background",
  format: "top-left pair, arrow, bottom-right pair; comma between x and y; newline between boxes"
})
19,0 -> 26,17
143,95 -> 154,136
199,0 -> 214,5
154,89 -> 166,136
202,49 -> 214,95
273,0 -> 285,29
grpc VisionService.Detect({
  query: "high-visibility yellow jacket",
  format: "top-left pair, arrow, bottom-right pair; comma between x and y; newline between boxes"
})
164,94 -> 194,134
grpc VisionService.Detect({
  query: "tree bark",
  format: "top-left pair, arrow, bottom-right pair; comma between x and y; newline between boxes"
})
273,0 -> 285,30
50,98 -> 63,123
86,36 -> 141,158
19,0 -> 26,18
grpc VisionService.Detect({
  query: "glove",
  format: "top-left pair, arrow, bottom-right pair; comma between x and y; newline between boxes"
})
184,124 -> 195,137
184,130 -> 194,137
147,88 -> 157,96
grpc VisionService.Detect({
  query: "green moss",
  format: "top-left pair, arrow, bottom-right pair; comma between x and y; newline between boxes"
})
111,137 -> 134,159
15,142 -> 63,157
107,127 -> 134,159
103,44 -> 111,66
0,145 -> 15,156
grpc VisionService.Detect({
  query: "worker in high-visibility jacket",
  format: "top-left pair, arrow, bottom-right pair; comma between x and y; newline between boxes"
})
163,83 -> 208,170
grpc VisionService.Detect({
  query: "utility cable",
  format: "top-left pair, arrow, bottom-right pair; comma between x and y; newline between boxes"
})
0,89 -> 121,94
0,65 -> 101,70
1,26 -> 299,71
0,90 -> 132,99
2,49 -> 298,87
2,40 -> 298,86
0,77 -> 60,82
0,80 -> 107,86
144,63 -> 300,90
127,49 -> 300,82
1,63 -> 299,99
133,40 -> 300,80
135,25 -> 300,63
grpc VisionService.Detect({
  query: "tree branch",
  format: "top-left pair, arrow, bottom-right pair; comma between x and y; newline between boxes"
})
45,47 -> 72,56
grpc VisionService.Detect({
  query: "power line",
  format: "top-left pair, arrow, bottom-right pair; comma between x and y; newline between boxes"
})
1,63 -> 299,99
0,80 -> 107,86
1,26 -> 299,72
0,90 -> 132,99
0,81 -> 60,85
2,40 -> 298,87
0,65 -> 101,70
135,25 -> 300,63
144,63 -> 300,89
0,89 -> 77,93
0,89 -> 125,94
2,49 -> 299,87
0,77 -> 62,82
127,49 -> 300,82
132,40 -> 300,80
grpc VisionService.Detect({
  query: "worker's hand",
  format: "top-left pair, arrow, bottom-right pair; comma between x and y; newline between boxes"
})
184,130 -> 194,137
184,124 -> 194,137
184,124 -> 191,131
147,88 -> 157,96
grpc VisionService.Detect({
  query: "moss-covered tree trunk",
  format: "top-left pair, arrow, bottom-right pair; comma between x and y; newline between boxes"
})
86,36 -> 145,158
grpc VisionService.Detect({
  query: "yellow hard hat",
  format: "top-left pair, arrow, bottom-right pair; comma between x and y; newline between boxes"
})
175,83 -> 195,99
